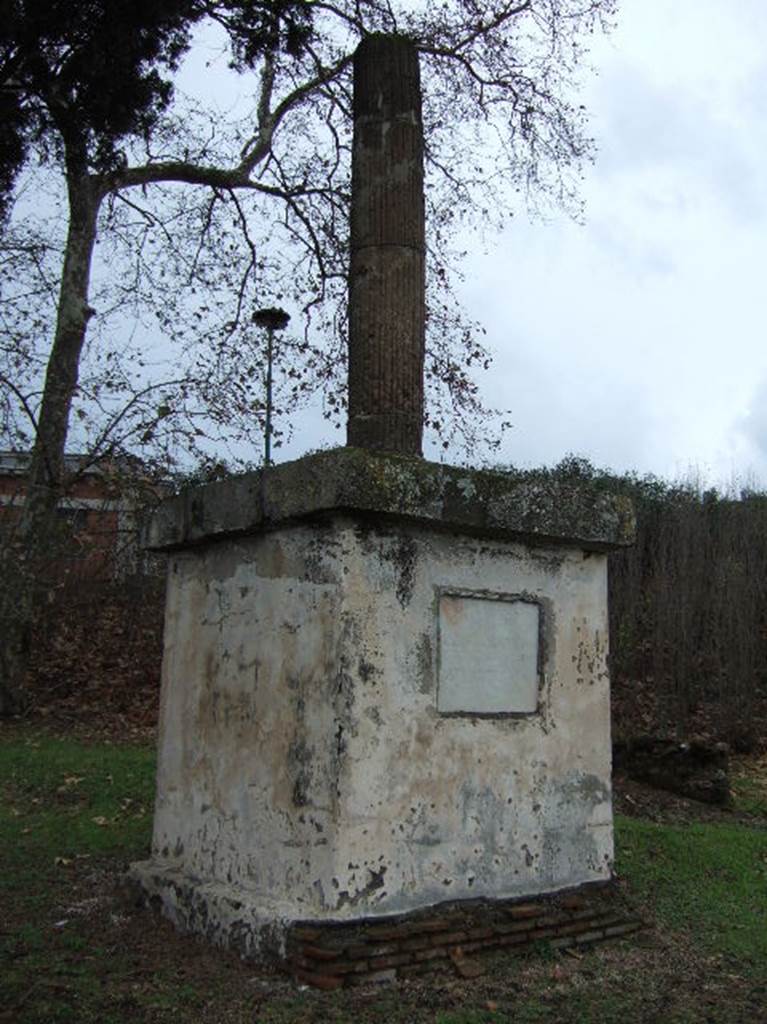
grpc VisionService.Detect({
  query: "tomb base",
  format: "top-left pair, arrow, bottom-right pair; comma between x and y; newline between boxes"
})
130,448 -> 633,959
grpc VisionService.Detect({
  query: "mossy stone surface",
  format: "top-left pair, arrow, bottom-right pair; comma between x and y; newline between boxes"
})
145,447 -> 635,553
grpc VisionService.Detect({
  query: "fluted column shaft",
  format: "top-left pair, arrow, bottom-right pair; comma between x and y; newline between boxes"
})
346,34 -> 425,456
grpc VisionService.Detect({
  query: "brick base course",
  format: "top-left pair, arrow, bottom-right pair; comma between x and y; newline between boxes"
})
286,885 -> 644,989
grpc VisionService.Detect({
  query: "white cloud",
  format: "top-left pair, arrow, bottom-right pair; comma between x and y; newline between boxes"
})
735,376 -> 767,479
439,2 -> 767,486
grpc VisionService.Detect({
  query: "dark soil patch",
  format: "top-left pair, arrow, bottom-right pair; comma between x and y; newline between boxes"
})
614,767 -> 767,829
5,853 -> 766,1024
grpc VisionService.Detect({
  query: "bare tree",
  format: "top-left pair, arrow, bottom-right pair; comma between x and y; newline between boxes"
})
0,0 -> 617,713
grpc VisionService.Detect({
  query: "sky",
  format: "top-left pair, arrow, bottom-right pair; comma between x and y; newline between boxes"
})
450,0 -> 767,487
263,0 -> 767,489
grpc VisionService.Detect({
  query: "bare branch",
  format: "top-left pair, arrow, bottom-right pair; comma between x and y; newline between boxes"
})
224,188 -> 259,331
85,376 -> 195,459
452,2 -> 532,54
238,50 -> 354,177
0,374 -> 40,432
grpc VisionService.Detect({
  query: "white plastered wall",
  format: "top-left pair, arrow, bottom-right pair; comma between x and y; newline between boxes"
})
138,514 -> 612,938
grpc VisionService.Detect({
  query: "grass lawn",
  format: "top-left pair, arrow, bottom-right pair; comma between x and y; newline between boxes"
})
2,726 -> 766,1023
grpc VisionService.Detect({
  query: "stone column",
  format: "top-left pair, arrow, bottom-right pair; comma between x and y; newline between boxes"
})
347,34 -> 426,457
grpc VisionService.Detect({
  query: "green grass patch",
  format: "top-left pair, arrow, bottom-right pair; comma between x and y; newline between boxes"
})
3,731 -> 767,1023
1,733 -> 158,1022
0,734 -> 155,908
615,814 -> 767,973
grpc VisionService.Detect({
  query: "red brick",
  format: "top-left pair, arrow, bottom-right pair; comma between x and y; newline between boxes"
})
430,930 -> 467,946
291,926 -> 324,942
508,904 -> 544,920
562,908 -> 601,923
299,943 -> 341,961
593,914 -> 636,929
575,929 -> 606,945
461,937 -> 500,954
419,916 -> 465,932
496,919 -> 536,936
603,922 -> 642,938
365,916 -> 460,942
528,914 -> 562,929
287,953 -> 314,972
371,952 -> 415,970
552,921 -> 597,938
560,895 -> 588,911
414,946 -> 450,963
497,932 -> 532,948
398,960 -> 443,978
400,935 -> 434,953
406,922 -> 437,934
330,960 -> 372,975
343,943 -> 375,960
293,969 -> 343,991
367,942 -> 402,958
364,924 -> 408,941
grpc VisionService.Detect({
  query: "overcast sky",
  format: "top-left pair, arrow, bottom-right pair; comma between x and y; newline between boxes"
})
447,0 -> 767,488
271,1 -> 767,488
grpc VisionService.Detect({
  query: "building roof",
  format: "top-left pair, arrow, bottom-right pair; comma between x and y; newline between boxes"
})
0,450 -> 145,479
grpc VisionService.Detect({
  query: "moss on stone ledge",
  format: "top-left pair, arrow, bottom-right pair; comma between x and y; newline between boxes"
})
145,447 -> 635,553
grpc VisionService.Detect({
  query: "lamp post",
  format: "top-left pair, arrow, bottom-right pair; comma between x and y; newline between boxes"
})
253,307 -> 290,466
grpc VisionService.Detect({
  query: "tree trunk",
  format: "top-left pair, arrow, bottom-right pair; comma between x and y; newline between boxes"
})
0,170 -> 101,716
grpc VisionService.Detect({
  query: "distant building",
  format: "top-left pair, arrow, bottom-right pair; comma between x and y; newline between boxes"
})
0,451 -> 163,578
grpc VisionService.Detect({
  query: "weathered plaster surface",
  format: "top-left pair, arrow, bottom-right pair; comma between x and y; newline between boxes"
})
131,504 -> 616,956
144,447 -> 634,554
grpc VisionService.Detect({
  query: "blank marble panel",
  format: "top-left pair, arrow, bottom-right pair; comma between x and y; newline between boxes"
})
437,593 -> 540,714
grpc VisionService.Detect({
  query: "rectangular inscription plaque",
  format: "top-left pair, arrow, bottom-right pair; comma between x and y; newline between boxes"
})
437,593 -> 540,714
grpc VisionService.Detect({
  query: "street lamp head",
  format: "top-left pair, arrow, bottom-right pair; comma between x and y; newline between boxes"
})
253,307 -> 290,332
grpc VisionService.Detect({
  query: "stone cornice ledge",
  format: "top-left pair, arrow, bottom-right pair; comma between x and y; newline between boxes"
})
145,447 -> 635,553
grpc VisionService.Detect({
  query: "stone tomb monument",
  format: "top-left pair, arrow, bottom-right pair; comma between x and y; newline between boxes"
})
130,36 -> 634,960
